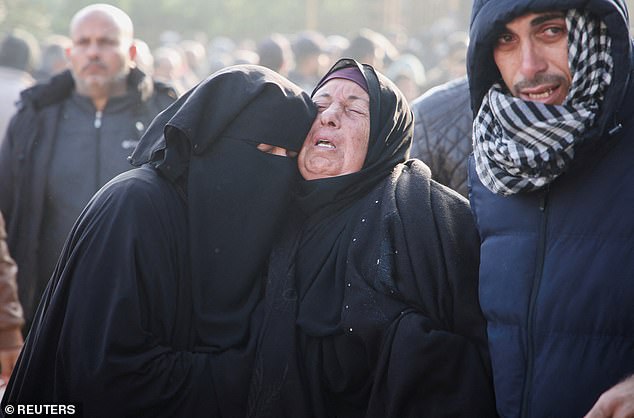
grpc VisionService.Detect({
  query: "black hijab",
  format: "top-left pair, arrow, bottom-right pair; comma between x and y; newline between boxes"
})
130,65 -> 316,350
294,58 -> 413,336
296,58 -> 412,213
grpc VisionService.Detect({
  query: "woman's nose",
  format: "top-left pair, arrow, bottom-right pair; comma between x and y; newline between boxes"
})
319,104 -> 340,127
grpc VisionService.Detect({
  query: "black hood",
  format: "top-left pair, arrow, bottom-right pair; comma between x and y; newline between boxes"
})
467,0 -> 631,137
131,65 -> 317,350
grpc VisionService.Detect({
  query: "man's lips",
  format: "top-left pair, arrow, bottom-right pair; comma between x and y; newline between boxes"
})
83,63 -> 107,72
519,84 -> 561,102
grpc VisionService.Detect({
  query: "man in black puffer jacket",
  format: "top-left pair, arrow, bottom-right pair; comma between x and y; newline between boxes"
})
0,4 -> 177,332
467,0 -> 634,417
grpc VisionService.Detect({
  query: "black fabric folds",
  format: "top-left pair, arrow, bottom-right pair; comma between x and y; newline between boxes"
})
248,59 -> 495,417
130,64 -> 316,350
3,65 -> 316,417
295,58 -> 412,336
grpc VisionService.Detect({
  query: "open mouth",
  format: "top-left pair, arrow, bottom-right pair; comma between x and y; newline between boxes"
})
527,88 -> 555,100
519,84 -> 561,103
527,88 -> 554,100
316,139 -> 336,149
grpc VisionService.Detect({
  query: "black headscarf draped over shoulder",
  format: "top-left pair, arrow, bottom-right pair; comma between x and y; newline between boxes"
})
130,65 -> 316,350
297,58 -> 412,214
294,58 -> 413,336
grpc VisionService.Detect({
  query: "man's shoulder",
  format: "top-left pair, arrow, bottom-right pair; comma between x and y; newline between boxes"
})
18,70 -> 74,111
389,160 -> 433,197
411,77 -> 470,115
150,80 -> 179,110
152,79 -> 179,100
395,160 -> 469,204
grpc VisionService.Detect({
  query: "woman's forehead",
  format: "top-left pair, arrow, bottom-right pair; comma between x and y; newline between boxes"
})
314,78 -> 370,102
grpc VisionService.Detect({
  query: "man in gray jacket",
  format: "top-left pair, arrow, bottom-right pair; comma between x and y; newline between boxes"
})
0,4 -> 177,331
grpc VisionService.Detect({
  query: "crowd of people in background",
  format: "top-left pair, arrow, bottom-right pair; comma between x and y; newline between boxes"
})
0,18 -> 468,109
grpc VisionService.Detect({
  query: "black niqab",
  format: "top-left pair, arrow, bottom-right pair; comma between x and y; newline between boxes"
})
130,64 -> 316,350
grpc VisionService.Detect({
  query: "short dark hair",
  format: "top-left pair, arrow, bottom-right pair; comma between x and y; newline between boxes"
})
0,29 -> 40,72
257,34 -> 292,72
292,31 -> 326,63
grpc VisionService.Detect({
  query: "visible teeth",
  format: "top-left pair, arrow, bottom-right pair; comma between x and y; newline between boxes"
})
316,140 -> 335,149
528,89 -> 553,99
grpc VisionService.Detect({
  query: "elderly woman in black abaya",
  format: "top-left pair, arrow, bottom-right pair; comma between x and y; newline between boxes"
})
248,58 -> 496,417
2,66 -> 316,417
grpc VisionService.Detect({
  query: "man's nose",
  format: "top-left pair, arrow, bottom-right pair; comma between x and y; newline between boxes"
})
85,42 -> 102,57
518,40 -> 548,80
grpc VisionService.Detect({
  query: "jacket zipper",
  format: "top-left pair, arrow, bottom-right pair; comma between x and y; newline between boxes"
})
94,110 -> 102,190
520,190 -> 549,418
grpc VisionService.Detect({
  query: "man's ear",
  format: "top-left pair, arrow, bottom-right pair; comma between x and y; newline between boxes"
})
128,43 -> 137,61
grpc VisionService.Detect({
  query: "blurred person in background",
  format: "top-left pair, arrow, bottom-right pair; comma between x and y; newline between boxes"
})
153,45 -> 188,95
180,39 -> 208,82
232,48 -> 259,66
344,29 -> 385,70
423,31 -> 469,92
257,33 -> 294,77
133,38 -> 155,79
0,29 -> 38,140
325,34 -> 350,65
386,53 -> 426,102
0,212 -> 24,391
32,34 -> 70,82
0,3 -> 177,333
206,36 -> 236,74
289,30 -> 328,91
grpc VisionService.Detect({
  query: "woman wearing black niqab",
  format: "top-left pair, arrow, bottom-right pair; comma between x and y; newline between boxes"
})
2,65 -> 316,417
248,59 -> 497,417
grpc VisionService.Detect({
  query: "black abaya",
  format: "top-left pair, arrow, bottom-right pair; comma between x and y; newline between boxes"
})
247,59 -> 496,417
2,65 -> 316,417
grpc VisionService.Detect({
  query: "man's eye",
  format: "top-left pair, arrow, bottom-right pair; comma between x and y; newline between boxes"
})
544,26 -> 566,36
497,33 -> 514,44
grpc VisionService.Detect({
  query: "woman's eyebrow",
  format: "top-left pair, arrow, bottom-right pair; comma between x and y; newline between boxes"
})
348,95 -> 370,105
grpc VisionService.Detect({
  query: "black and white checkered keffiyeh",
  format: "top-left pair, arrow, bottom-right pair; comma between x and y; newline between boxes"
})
473,9 -> 613,196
